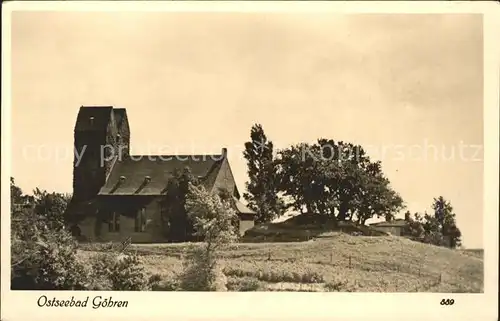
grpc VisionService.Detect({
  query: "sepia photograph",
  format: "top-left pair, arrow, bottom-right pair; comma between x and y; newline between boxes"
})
1,1 -> 499,321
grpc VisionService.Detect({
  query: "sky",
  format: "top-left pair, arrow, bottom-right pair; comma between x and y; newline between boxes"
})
10,12 -> 483,248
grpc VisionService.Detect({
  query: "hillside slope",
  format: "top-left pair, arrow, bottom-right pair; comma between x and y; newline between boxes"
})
79,233 -> 483,292
241,214 -> 390,242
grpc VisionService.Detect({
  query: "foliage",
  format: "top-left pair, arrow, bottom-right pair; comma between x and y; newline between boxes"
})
11,177 -> 151,291
11,207 -> 90,290
403,211 -> 426,240
10,177 -> 25,205
275,139 -> 404,223
185,184 -> 239,248
178,245 -> 228,291
32,188 -> 72,229
243,124 -> 286,223
431,196 -> 462,248
149,274 -> 180,291
177,183 -> 238,291
160,167 -> 199,242
403,197 -> 462,249
89,252 -> 150,291
226,277 -> 262,291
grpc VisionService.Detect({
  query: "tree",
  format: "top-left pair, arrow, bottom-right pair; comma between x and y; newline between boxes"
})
403,211 -> 426,241
275,143 -> 322,215
401,197 -> 462,249
243,124 -> 284,223
353,161 -> 404,225
180,183 -> 238,291
32,188 -> 72,229
275,139 -> 404,224
431,196 -> 462,248
160,167 -> 199,242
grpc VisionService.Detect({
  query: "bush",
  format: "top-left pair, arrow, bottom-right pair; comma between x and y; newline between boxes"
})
11,209 -> 90,290
89,252 -> 150,291
11,208 -> 151,291
178,245 -> 227,291
325,280 -> 348,292
226,277 -> 262,291
149,274 -> 180,291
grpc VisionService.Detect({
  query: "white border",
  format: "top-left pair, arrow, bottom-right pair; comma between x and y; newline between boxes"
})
1,2 -> 499,321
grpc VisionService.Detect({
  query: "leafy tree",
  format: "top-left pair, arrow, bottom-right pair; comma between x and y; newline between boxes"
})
160,167 -> 199,242
403,211 -> 426,240
275,143 -> 322,215
275,139 -> 404,224
179,183 -> 238,291
402,197 -> 462,249
431,196 -> 462,248
243,124 -> 284,223
32,188 -> 72,229
354,161 -> 404,225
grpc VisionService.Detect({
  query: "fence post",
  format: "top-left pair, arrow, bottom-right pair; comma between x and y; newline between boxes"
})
268,250 -> 271,261
439,273 -> 442,284
330,253 -> 333,264
349,255 -> 352,269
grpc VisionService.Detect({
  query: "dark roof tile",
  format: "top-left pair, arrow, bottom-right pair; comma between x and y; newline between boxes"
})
99,154 -> 225,195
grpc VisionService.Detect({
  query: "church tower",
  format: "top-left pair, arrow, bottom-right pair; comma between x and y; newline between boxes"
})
72,106 -> 130,202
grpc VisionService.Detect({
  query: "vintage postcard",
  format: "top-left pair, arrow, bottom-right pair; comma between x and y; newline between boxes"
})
1,1 -> 499,321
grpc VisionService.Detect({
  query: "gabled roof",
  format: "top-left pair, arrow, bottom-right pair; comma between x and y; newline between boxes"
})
233,197 -> 257,215
369,219 -> 407,227
98,154 -> 225,196
74,106 -> 113,132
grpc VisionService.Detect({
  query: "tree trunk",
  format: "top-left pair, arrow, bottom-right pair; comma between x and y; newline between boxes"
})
337,202 -> 347,221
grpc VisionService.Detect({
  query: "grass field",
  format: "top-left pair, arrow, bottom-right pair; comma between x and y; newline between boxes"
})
78,232 -> 483,292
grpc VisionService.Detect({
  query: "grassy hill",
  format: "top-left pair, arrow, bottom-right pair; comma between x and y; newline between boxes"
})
78,231 -> 483,292
241,214 -> 390,242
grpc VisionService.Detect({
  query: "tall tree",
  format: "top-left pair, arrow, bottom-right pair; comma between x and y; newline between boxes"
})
431,196 -> 462,248
243,124 -> 284,223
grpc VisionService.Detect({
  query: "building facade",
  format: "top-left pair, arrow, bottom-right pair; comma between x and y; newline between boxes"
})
67,106 -> 255,243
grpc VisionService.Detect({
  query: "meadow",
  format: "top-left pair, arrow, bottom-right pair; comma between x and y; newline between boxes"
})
77,232 -> 484,292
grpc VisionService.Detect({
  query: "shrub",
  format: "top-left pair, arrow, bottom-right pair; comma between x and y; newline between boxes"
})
178,245 -> 227,291
227,277 -> 262,291
89,252 -> 149,291
11,209 -> 90,290
150,274 -> 180,291
325,280 -> 348,292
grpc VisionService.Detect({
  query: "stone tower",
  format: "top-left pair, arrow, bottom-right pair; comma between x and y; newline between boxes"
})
72,106 -> 130,202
